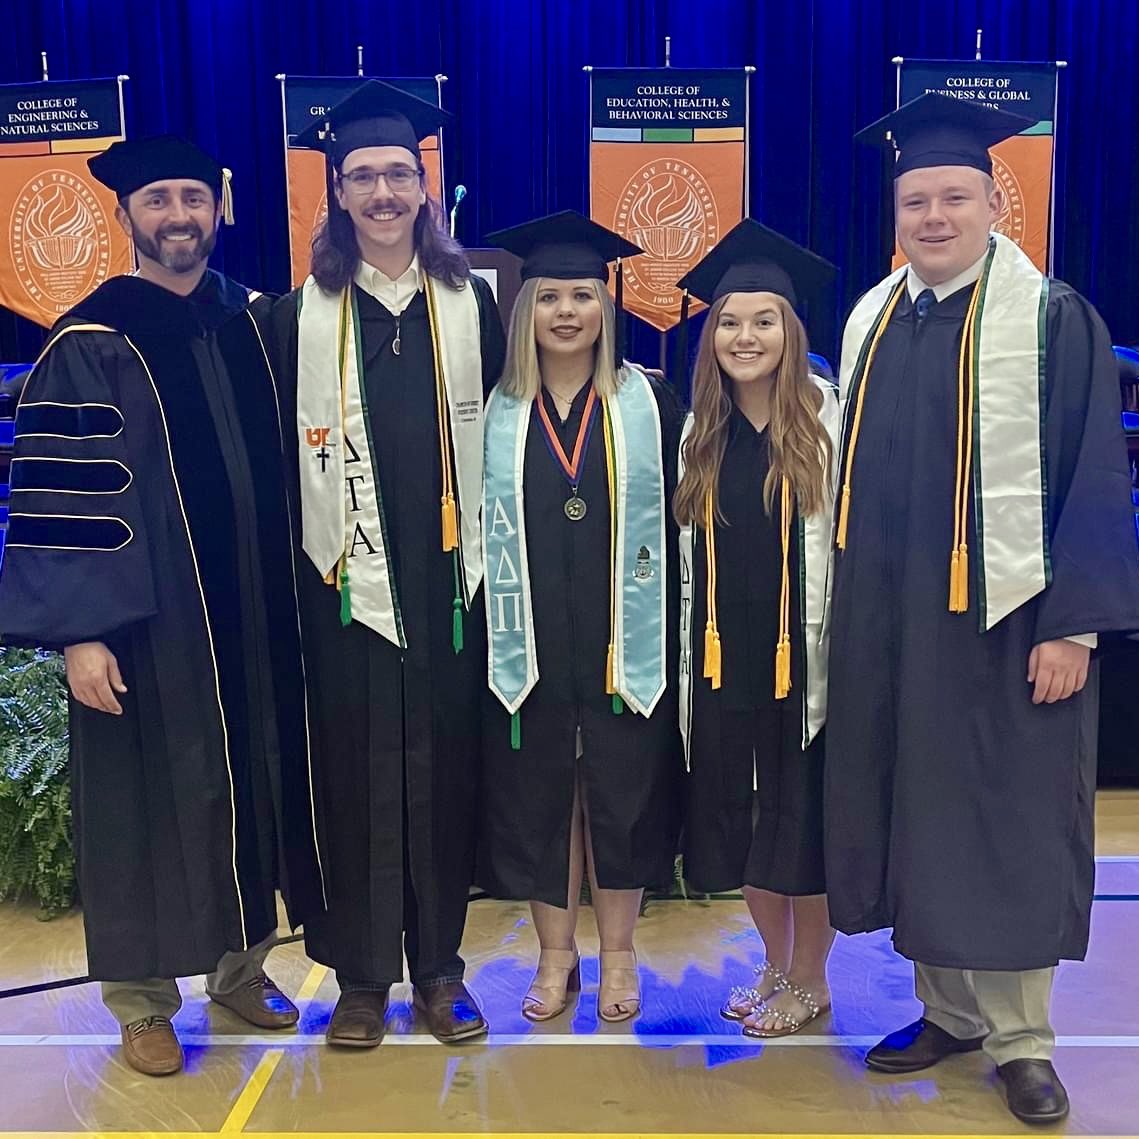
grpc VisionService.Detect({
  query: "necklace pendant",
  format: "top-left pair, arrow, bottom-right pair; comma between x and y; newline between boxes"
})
392,336 -> 401,356
564,495 -> 588,522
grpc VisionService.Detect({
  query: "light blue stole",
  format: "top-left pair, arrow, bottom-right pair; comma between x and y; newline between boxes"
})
483,367 -> 667,728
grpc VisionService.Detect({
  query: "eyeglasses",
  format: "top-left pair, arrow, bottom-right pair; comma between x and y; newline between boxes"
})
338,166 -> 423,195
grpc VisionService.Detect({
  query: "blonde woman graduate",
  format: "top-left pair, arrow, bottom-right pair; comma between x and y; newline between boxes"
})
673,220 -> 840,1037
479,212 -> 684,1024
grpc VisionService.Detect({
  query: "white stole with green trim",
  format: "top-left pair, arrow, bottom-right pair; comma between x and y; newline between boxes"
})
483,366 -> 667,718
296,273 -> 483,645
840,233 -> 1048,630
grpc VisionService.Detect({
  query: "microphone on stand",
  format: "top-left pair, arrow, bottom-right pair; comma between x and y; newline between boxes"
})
449,184 -> 467,239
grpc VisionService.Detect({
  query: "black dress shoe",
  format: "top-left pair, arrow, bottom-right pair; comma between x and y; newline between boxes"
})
326,988 -> 390,1048
998,1059 -> 1070,1125
866,1017 -> 986,1073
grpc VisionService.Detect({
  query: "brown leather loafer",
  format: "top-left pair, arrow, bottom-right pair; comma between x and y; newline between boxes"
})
209,974 -> 300,1029
866,1018 -> 986,1073
413,981 -> 488,1043
326,988 -> 390,1048
121,1016 -> 184,1076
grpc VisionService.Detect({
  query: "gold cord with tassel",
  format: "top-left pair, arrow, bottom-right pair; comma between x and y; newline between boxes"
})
949,277 -> 984,613
703,487 -> 722,691
775,476 -> 793,700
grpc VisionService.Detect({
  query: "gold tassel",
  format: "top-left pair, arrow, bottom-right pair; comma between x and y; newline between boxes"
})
775,637 -> 792,700
220,168 -> 235,226
948,550 -> 962,612
956,544 -> 969,613
605,643 -> 616,695
836,485 -> 851,550
707,631 -> 722,691
441,494 -> 458,552
703,624 -> 716,680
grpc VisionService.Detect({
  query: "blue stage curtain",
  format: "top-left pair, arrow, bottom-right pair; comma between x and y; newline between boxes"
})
2,0 -> 1136,369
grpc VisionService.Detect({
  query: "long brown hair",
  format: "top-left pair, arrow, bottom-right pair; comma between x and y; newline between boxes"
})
310,177 -> 470,293
673,293 -> 832,527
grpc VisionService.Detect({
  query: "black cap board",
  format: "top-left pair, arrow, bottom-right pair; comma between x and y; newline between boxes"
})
855,92 -> 1034,177
675,218 -> 836,310
88,135 -> 225,197
292,79 -> 450,166
486,210 -> 643,284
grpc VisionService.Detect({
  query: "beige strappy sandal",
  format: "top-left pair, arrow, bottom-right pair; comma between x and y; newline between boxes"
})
598,949 -> 641,1022
522,948 -> 581,1022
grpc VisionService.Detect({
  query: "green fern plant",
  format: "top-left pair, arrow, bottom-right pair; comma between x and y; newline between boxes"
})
0,646 -> 75,917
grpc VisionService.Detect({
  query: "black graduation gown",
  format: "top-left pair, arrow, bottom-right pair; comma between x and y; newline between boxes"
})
477,378 -> 684,906
266,275 -> 505,985
825,281 -> 1139,971
685,408 -> 826,896
0,272 -> 324,981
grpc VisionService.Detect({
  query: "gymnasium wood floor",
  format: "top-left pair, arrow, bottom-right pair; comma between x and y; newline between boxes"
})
1,790 -> 1137,1139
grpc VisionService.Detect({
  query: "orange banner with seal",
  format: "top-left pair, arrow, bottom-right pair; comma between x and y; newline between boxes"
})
589,69 -> 749,332
0,78 -> 131,328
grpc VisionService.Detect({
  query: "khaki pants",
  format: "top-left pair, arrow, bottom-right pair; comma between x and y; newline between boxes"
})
100,932 -> 277,1027
916,962 -> 1055,1065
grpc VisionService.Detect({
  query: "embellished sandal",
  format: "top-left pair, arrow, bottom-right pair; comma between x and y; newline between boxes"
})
720,961 -> 787,1021
598,949 -> 641,1023
522,948 -> 581,1022
741,978 -> 828,1038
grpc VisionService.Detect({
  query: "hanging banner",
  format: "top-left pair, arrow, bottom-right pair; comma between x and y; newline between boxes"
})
589,68 -> 750,332
895,60 -> 1059,273
0,78 -> 131,328
281,76 -> 445,287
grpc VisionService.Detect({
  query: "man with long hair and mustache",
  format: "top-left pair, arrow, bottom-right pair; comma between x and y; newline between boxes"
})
0,136 -> 326,1076
673,220 -> 840,1038
259,82 -> 505,1048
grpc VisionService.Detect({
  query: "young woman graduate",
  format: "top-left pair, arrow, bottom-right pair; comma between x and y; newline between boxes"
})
479,211 -> 683,1024
673,220 -> 840,1037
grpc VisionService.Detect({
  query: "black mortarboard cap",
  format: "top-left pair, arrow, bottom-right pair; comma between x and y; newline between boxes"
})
485,210 -> 643,284
675,218 -> 836,309
855,92 -> 1034,177
486,211 -> 644,368
292,79 -> 450,165
88,135 -> 224,196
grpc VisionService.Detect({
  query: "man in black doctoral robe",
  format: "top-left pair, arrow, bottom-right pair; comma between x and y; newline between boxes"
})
825,95 -> 1139,1124
0,136 -> 325,1076
261,81 -> 505,1047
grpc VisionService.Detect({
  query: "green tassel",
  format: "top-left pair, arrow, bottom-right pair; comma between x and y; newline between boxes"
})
452,596 -> 464,655
339,566 -> 352,627
510,711 -> 521,750
612,693 -> 624,715
451,550 -> 464,655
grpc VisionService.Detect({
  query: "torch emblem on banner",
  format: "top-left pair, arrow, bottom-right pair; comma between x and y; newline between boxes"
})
10,170 -> 112,319
619,162 -> 718,317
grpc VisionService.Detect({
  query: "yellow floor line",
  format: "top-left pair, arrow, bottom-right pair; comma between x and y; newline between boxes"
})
218,1048 -> 284,1133
10,1133 -> 1139,1139
295,963 -> 328,1003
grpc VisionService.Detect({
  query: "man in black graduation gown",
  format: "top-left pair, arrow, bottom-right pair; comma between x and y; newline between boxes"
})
0,137 -> 325,1076
826,95 -> 1139,1124
263,82 -> 505,1047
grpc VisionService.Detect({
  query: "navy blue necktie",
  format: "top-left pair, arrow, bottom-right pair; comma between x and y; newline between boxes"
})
914,288 -> 936,321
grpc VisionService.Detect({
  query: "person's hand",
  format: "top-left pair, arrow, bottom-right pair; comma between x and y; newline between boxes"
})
64,642 -> 127,715
1027,639 -> 1090,706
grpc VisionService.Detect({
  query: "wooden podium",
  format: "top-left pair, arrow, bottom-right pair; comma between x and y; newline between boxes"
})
465,248 -> 523,326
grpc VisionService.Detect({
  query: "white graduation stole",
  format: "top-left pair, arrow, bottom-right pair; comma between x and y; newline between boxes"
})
296,273 -> 484,645
483,367 -> 668,720
840,233 -> 1048,630
677,376 -> 838,768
